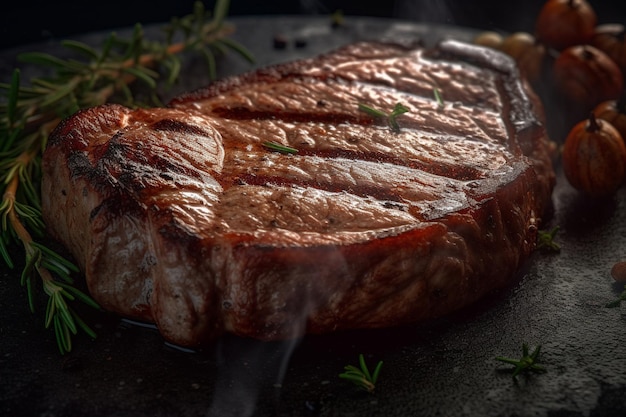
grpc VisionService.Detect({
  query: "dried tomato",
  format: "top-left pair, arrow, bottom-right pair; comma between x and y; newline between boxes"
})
535,0 -> 597,51
473,31 -> 504,49
594,90 -> 626,141
498,32 -> 548,86
553,45 -> 623,114
590,23 -> 626,78
562,112 -> 626,197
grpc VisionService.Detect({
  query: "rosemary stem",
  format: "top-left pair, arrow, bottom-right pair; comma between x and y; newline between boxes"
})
122,23 -> 235,69
4,166 -> 34,251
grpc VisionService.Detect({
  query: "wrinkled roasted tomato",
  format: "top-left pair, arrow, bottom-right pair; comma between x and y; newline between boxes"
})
590,23 -> 626,77
535,0 -> 597,50
499,32 -> 548,85
594,91 -> 626,141
562,112 -> 626,197
553,45 -> 623,113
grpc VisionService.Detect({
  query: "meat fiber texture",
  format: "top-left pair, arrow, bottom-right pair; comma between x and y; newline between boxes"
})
41,39 -> 555,348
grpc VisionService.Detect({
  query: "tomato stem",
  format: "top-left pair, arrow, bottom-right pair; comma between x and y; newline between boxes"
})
586,112 -> 600,132
581,45 -> 594,61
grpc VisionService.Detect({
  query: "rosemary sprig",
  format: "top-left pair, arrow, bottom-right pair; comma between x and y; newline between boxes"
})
358,102 -> 410,132
495,343 -> 546,378
606,285 -> 626,308
536,225 -> 561,253
0,0 -> 253,354
339,353 -> 383,394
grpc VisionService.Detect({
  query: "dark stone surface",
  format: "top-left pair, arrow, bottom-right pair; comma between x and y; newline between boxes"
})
1,15 -> 626,417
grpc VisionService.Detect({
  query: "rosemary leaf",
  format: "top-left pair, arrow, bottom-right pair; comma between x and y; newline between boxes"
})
56,296 -> 78,335
339,374 -> 374,392
25,272 -> 34,312
38,81 -> 78,108
118,82 -> 135,106
358,102 -> 409,132
262,141 -> 298,154
495,343 -> 546,378
20,248 -> 41,287
606,299 -> 622,308
213,0 -> 230,25
201,48 -> 218,81
69,306 -> 97,339
53,314 -> 71,354
217,37 -> 256,64
32,241 -> 79,273
537,226 -> 561,253
45,296 -> 55,328
7,70 -> 20,124
0,235 -> 13,268
606,285 -> 626,308
122,67 -> 159,89
163,56 -> 182,85
40,258 -> 73,282
60,40 -> 101,60
371,360 -> 383,383
339,354 -> 383,394
56,281 -> 100,310
433,87 -> 444,108
359,353 -> 373,381
126,23 -> 145,62
98,33 -> 117,65
358,103 -> 387,118
18,52 -> 72,69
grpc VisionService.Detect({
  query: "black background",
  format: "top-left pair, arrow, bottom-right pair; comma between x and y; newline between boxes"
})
1,0 -> 624,50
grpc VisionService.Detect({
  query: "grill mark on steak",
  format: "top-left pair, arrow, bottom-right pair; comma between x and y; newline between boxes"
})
41,40 -> 556,347
294,148 -> 485,180
210,106 -> 368,126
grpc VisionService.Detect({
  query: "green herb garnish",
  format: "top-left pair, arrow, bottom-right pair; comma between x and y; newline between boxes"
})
330,10 -> 345,28
262,141 -> 298,154
339,353 -> 383,394
433,87 -> 444,108
495,343 -> 546,378
358,102 -> 410,132
0,0 -> 253,354
537,225 -> 561,253
606,285 -> 626,308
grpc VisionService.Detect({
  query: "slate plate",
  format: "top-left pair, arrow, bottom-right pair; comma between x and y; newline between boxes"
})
1,16 -> 625,417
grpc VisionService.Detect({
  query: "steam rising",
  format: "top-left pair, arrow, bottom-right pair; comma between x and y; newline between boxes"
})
206,336 -> 301,417
205,262 -> 338,416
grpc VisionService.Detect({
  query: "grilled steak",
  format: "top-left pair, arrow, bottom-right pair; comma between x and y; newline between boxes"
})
41,39 -> 555,348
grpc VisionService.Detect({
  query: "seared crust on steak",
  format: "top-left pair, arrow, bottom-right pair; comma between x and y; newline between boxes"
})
41,40 -> 555,347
